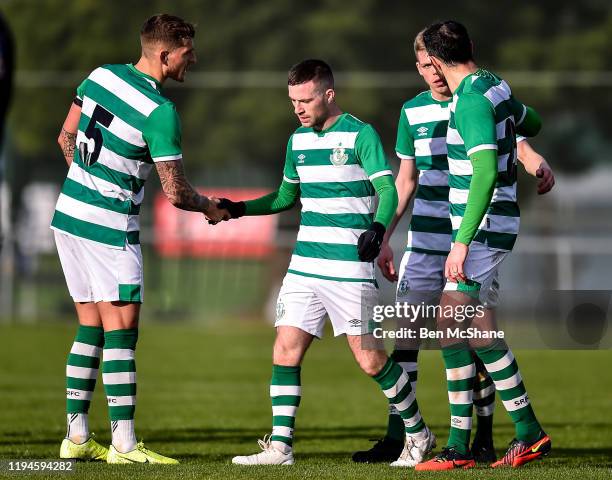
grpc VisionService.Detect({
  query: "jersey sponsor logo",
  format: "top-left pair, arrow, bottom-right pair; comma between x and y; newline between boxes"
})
276,301 -> 285,320
417,126 -> 429,137
330,146 -> 349,166
297,154 -> 306,163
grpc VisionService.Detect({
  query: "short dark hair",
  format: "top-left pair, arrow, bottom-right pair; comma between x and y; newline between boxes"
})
422,20 -> 473,65
288,59 -> 334,91
140,14 -> 195,49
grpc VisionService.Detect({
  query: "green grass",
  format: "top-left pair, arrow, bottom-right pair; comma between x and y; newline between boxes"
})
0,321 -> 611,479
23,253 -> 271,320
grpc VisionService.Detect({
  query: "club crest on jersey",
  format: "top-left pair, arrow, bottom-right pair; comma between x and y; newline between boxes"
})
417,126 -> 429,137
330,147 -> 348,166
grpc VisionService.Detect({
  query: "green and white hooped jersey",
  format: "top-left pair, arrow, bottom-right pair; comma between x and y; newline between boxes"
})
284,113 -> 393,283
448,69 -> 526,251
396,91 -> 452,256
51,63 -> 182,248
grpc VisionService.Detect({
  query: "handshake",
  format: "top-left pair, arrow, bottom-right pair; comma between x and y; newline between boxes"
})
203,195 -> 387,263
204,197 -> 246,225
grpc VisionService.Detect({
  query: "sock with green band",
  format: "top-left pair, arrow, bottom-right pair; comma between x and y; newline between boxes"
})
373,357 -> 425,435
385,349 -> 419,442
472,354 -> 495,445
66,325 -> 104,444
442,346 -> 475,455
270,365 -> 301,453
475,340 -> 541,442
103,328 -> 138,453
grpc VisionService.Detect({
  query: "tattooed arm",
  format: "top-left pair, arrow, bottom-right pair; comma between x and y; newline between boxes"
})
59,129 -> 77,165
155,160 -> 208,211
155,160 -> 229,221
57,101 -> 81,166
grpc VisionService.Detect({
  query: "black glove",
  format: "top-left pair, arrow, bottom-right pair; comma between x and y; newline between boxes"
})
217,198 -> 246,219
357,222 -> 386,262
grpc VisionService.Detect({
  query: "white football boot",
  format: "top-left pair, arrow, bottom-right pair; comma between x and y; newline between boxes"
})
232,435 -> 294,465
390,426 -> 436,467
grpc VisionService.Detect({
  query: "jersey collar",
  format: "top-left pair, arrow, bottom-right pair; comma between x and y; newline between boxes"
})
313,112 -> 347,135
127,64 -> 161,91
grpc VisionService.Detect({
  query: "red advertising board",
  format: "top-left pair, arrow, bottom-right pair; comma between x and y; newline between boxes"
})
154,188 -> 278,258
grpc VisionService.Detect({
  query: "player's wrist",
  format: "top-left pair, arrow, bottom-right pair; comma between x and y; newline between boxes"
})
370,221 -> 386,236
199,195 -> 212,213
453,241 -> 469,252
382,223 -> 396,242
357,222 -> 386,262
218,198 -> 246,218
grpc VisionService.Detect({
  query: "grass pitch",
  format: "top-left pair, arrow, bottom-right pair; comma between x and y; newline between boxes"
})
0,321 -> 611,479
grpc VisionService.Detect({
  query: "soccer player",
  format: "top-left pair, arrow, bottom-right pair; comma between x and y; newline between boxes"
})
353,30 -> 554,464
414,21 -> 551,470
217,59 -> 436,467
53,14 -> 227,464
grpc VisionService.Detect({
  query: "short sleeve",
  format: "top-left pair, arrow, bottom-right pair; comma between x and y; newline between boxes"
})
395,106 -> 415,160
283,136 -> 299,184
74,78 -> 87,106
509,96 -> 527,126
143,102 -> 182,162
355,124 -> 393,181
455,93 -> 497,157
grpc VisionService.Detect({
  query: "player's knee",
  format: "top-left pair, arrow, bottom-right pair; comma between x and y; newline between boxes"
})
360,363 -> 380,377
355,353 -> 385,377
272,343 -> 303,366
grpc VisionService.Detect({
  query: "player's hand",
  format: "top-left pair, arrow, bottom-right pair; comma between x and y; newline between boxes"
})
357,222 -> 386,262
445,242 -> 468,283
377,242 -> 398,282
205,197 -> 230,225
535,162 -> 555,195
217,198 -> 246,219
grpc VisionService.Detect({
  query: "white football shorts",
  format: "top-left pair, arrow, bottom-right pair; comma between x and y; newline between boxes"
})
54,231 -> 143,303
274,272 -> 379,338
